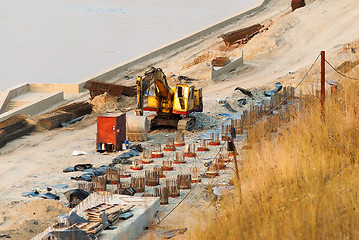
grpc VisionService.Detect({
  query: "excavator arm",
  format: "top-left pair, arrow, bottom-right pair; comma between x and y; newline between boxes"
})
136,67 -> 174,116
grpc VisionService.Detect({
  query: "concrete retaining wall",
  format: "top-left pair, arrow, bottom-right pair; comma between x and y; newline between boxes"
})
29,83 -> 83,94
0,91 -> 64,122
76,0 -> 269,89
0,84 -> 29,114
211,52 -> 244,80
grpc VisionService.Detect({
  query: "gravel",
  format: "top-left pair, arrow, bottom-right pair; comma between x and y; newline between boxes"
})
190,112 -> 224,129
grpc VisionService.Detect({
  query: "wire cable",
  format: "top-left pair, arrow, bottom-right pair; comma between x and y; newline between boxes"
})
325,59 -> 359,81
236,53 -> 321,130
154,52 -> 321,226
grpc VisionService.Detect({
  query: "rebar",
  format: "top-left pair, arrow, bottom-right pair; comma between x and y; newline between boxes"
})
131,176 -> 145,193
197,139 -> 209,151
177,174 -> 192,189
174,151 -> 186,164
174,131 -> 185,146
191,166 -> 201,183
131,158 -> 143,170
152,143 -> 164,158
145,170 -> 159,186
167,179 -> 180,198
106,168 -> 120,184
162,160 -> 174,171
78,182 -> 94,193
185,143 -> 196,157
153,166 -> 165,178
164,138 -> 176,151
154,185 -> 169,205
209,132 -> 220,145
142,148 -> 153,164
92,176 -> 106,191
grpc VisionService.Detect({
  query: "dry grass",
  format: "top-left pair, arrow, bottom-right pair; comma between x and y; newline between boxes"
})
189,69 -> 359,239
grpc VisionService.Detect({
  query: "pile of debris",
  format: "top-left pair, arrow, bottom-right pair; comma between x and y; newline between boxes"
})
90,93 -> 120,114
190,112 -> 223,129
291,0 -> 306,12
83,80 -> 136,99
211,57 -> 231,67
0,114 -> 34,148
40,196 -> 134,239
220,24 -> 264,46
36,101 -> 93,130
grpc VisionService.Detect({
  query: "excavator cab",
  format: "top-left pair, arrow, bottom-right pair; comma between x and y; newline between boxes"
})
128,68 -> 203,140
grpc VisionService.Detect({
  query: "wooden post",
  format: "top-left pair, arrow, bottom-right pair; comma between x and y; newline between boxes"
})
321,51 -> 325,117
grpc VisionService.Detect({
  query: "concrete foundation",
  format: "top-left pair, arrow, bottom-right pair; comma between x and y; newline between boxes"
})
32,194 -> 160,240
211,52 -> 244,80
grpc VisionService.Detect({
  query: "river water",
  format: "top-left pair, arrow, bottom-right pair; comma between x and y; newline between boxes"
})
0,0 -> 259,91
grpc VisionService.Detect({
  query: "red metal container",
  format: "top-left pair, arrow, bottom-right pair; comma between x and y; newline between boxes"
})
96,113 -> 126,152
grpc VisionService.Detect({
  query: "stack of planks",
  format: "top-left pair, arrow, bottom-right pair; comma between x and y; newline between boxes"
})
74,203 -> 133,235
85,203 -> 134,224
37,101 -> 92,130
75,222 -> 103,235
0,114 -> 34,148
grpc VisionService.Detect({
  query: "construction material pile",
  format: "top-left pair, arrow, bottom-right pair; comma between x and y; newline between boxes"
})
220,24 -> 263,46
0,114 -> 34,148
36,101 -> 92,130
291,0 -> 306,11
90,93 -> 120,114
211,57 -> 231,67
84,80 -> 136,99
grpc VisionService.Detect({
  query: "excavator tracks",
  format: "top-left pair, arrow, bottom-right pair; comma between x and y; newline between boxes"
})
177,117 -> 196,131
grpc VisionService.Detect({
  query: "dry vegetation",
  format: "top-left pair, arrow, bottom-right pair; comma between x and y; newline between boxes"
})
188,69 -> 359,239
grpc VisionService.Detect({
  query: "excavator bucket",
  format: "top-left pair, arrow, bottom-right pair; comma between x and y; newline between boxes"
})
126,115 -> 149,142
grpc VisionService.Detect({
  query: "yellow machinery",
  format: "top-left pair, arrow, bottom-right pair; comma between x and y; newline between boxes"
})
127,67 -> 203,139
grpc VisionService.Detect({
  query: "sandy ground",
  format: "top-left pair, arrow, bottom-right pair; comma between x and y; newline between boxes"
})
1,0 -> 359,238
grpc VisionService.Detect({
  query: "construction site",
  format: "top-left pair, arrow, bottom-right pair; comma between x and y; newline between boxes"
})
1,0 -> 359,239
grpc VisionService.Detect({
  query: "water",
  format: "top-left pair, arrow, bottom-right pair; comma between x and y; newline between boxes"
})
0,0 -> 259,91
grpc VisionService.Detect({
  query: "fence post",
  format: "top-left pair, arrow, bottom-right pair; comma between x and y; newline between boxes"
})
321,51 -> 325,117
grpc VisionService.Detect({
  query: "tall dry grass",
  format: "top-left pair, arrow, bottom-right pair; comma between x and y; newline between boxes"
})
189,70 -> 359,239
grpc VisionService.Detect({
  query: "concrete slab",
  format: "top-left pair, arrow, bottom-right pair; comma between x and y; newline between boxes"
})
32,194 -> 160,240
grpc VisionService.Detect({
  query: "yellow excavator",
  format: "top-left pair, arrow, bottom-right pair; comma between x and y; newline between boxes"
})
127,67 -> 203,141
